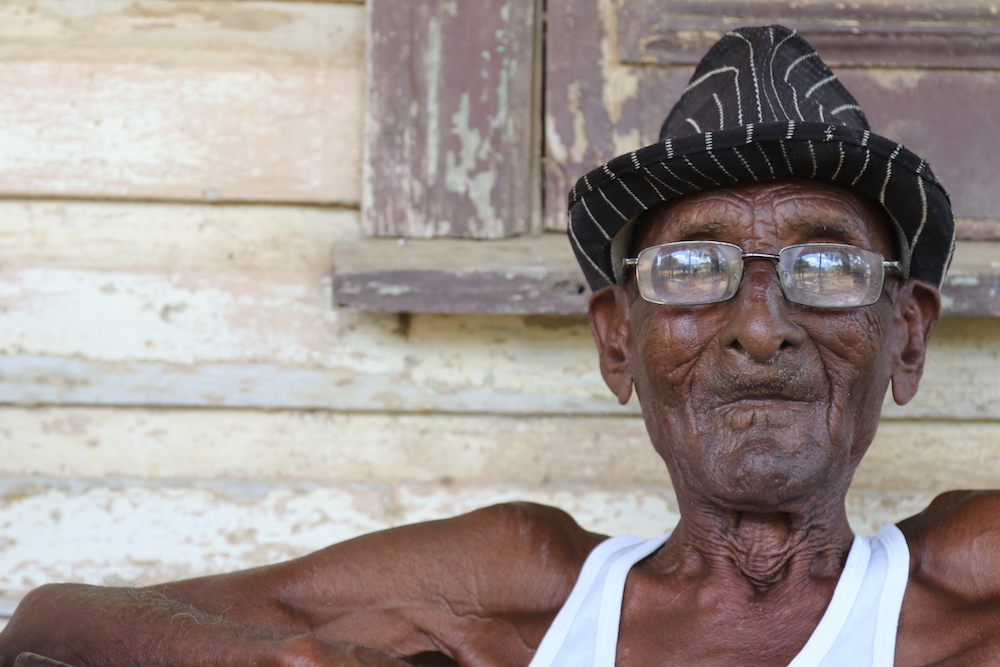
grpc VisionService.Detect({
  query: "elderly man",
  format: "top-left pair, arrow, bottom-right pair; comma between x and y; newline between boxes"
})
2,25 -> 998,667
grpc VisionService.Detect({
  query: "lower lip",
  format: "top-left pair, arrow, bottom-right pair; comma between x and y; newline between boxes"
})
721,399 -> 807,409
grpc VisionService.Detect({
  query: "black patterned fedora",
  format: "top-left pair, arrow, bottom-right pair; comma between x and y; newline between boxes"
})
568,25 -> 955,291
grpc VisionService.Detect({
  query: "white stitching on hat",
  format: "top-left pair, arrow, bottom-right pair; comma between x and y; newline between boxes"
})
709,151 -> 736,181
785,121 -> 795,139
684,67 -> 743,126
831,142 -> 846,180
808,141 -> 818,178
880,144 -> 903,203
583,174 -> 594,193
770,30 -> 799,120
805,74 -> 837,98
641,165 -> 683,195
824,125 -> 834,142
916,159 -> 926,175
746,124 -> 754,144
705,132 -> 713,150
630,151 -> 641,170
779,140 -> 793,174
582,197 -> 612,240
686,118 -> 702,134
909,175 -> 929,258
784,52 -> 819,82
713,93 -> 725,128
861,130 -> 871,147
732,146 -> 758,181
614,175 -> 646,207
663,162 -> 699,189
852,149 -> 871,186
831,104 -> 863,118
684,156 -> 720,186
599,188 -> 629,222
665,139 -> 674,160
943,217 -> 957,287
638,170 -> 667,198
729,32 -> 764,122
756,142 -> 775,177
568,214 -> 614,283
602,163 -> 617,180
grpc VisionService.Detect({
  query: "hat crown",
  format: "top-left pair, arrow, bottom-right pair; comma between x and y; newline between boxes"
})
659,26 -> 869,140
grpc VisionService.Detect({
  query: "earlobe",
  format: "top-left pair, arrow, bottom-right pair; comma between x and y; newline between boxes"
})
588,285 -> 634,405
891,280 -> 941,405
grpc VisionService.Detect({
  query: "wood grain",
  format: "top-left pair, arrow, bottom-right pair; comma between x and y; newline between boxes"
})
2,407 -> 998,489
0,2 -> 364,204
364,0 -> 542,238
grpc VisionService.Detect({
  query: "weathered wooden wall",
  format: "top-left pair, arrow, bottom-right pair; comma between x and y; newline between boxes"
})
1,0 -> 998,630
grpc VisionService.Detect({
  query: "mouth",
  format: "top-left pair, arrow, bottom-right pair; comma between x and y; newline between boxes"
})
707,377 -> 820,410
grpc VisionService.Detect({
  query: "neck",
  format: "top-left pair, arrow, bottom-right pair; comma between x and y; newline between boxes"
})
659,497 -> 855,593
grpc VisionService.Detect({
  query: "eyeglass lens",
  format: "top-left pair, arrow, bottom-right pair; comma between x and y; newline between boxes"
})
635,242 -> 887,308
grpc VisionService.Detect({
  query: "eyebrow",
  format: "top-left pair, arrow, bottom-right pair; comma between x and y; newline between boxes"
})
786,218 -> 862,242
672,219 -> 729,239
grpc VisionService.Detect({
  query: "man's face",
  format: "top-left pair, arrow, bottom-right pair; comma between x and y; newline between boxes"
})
603,180 -> 910,512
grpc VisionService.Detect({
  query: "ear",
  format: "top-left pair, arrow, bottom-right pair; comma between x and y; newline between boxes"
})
588,285 -> 634,405
890,279 -> 941,405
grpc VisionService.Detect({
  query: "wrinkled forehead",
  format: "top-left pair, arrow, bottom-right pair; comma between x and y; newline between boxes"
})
614,179 -> 899,275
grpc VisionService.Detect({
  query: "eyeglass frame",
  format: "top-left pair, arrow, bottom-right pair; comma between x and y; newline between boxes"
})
622,240 -> 902,308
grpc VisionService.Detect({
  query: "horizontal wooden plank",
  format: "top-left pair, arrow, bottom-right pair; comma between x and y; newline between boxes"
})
0,478 -> 682,601
0,408 -> 660,484
0,476 -> 951,606
0,304 -> 996,420
0,201 -> 361,272
332,237 -> 1000,315
332,235 -> 590,313
616,0 -> 1000,69
0,1 -> 365,66
0,60 -> 362,203
2,407 -> 998,490
0,2 -> 365,204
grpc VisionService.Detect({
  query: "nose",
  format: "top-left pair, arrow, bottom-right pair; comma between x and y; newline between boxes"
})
718,261 -> 805,363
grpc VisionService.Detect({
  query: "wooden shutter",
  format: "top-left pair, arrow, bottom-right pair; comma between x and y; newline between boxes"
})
364,0 -> 543,238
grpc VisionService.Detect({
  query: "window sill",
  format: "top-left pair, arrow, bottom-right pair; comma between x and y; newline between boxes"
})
332,237 -> 999,316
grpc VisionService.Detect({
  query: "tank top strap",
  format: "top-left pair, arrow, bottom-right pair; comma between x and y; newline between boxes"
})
528,533 -> 670,667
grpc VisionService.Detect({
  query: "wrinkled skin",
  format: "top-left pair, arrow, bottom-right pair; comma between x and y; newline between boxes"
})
2,181 -> 998,667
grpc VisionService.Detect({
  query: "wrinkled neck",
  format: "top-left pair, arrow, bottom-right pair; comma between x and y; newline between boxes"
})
658,500 -> 855,594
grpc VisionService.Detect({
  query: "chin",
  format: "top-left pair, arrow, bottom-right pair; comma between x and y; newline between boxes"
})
701,439 -> 843,510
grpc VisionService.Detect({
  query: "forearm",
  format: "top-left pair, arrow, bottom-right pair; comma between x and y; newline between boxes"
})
0,584 -> 405,667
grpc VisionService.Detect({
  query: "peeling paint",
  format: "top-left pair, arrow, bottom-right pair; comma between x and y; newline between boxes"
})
867,68 -> 927,91
445,93 -> 499,227
424,15 -> 443,183
597,0 -> 640,127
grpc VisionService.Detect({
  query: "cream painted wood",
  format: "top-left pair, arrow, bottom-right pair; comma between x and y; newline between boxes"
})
2,407 -> 997,490
0,2 -> 364,203
0,2 -> 365,66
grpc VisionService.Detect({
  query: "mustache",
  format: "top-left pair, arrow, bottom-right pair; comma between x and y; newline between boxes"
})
704,367 -> 822,409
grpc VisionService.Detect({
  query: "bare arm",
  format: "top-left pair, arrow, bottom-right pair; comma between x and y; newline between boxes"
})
0,503 -> 602,667
896,490 -> 1000,665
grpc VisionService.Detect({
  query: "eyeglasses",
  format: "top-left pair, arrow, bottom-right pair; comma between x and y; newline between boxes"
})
623,241 -> 901,308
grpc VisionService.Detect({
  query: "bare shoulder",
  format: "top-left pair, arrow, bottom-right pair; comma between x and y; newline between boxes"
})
897,490 -> 1000,600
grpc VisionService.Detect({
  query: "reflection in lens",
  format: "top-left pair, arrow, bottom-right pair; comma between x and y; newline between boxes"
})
781,245 -> 879,307
637,242 -> 740,305
654,244 -> 737,304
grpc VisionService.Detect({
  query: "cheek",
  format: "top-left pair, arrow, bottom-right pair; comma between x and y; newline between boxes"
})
812,307 -> 894,403
630,305 -> 721,404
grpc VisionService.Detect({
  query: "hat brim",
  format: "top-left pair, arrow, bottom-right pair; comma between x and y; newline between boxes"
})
568,121 -> 955,291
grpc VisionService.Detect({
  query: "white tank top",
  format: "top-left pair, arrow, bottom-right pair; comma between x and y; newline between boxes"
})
528,524 -> 910,667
